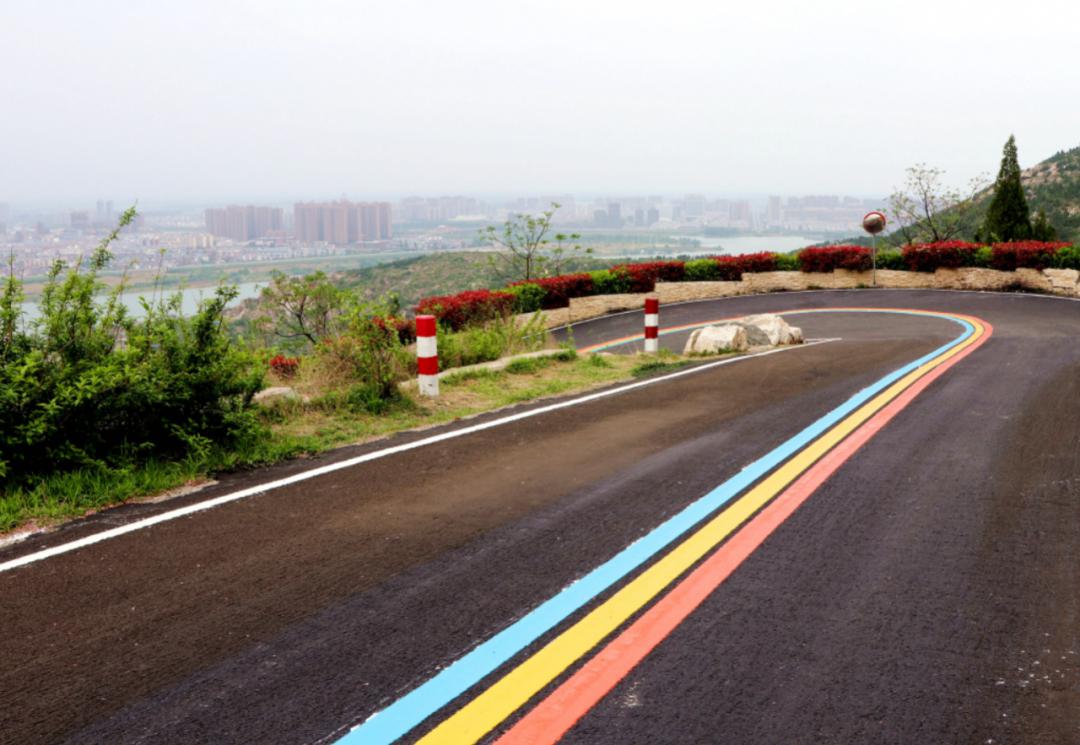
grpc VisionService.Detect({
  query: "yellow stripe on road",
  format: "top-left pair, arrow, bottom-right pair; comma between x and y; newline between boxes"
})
416,316 -> 986,744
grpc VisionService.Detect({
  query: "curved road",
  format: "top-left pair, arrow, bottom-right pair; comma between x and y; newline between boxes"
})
2,289 -> 1079,744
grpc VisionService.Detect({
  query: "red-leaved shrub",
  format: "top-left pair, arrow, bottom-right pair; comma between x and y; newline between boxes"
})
269,354 -> 300,379
990,241 -> 1071,271
415,289 -> 515,330
729,252 -> 780,274
373,316 -> 417,344
519,273 -> 597,309
798,246 -> 872,273
611,261 -> 687,292
902,241 -> 983,272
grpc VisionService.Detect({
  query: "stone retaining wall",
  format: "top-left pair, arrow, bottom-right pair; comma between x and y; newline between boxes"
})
517,267 -> 1080,329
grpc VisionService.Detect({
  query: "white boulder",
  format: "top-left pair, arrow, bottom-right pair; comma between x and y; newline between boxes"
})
736,314 -> 804,346
683,324 -> 748,354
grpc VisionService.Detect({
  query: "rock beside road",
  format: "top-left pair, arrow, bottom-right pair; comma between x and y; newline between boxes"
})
683,314 -> 803,354
736,314 -> 803,346
684,324 -> 748,354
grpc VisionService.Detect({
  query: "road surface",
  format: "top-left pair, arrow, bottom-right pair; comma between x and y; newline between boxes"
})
2,289 -> 1079,744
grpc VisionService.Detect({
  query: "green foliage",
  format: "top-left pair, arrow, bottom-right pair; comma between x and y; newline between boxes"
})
505,356 -> 554,375
1051,244 -> 1080,269
437,312 -> 548,370
875,249 -> 905,270
980,135 -> 1032,242
480,203 -> 592,282
974,246 -> 993,267
506,282 -> 547,314
315,299 -> 412,400
588,268 -> 632,294
255,270 -> 347,351
585,353 -> 613,368
1031,209 -> 1058,241
318,382 -> 413,415
684,258 -> 723,281
774,253 -> 801,271
0,207 -> 264,487
889,164 -> 987,245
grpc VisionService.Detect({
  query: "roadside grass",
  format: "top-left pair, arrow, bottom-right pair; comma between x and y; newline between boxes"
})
0,349 -> 737,533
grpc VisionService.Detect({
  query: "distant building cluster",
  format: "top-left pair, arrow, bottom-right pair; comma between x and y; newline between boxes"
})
399,196 -> 481,222
204,205 -> 284,242
293,200 -> 393,243
765,195 -> 881,232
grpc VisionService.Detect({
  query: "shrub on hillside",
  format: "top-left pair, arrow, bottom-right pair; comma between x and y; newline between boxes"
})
730,252 -> 779,274
269,354 -> 300,379
875,250 -> 906,270
1051,244 -> 1080,270
774,252 -> 801,271
612,261 -> 687,291
512,273 -> 596,310
415,289 -> 515,331
990,241 -> 1071,271
317,307 -> 412,400
0,210 -> 264,484
682,257 -> 743,281
505,282 -> 547,314
436,312 -> 548,369
798,246 -> 872,273
901,241 -> 983,272
589,268 -> 634,295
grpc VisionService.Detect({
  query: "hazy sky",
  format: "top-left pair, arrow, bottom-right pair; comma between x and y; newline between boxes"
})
3,0 -> 1079,205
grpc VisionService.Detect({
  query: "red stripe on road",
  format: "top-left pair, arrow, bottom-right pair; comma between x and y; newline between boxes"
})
495,320 -> 993,745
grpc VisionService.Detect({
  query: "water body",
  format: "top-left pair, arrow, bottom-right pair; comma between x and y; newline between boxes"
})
19,281 -> 265,322
673,235 -> 821,255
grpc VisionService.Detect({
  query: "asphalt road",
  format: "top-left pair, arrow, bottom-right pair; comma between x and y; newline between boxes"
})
2,289 -> 1079,744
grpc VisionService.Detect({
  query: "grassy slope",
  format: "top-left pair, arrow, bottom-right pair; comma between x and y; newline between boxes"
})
334,251 -> 612,308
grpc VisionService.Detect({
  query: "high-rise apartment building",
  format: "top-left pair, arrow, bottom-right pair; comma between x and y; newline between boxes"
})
292,200 -> 392,243
204,205 -> 284,241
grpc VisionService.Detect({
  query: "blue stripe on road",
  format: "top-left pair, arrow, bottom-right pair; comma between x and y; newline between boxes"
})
339,310 -> 974,744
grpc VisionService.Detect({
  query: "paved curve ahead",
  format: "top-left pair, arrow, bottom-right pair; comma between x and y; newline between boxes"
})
2,290 -> 1079,745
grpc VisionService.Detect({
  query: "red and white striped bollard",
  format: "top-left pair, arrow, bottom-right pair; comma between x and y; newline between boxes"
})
644,297 -> 659,353
416,314 -> 439,397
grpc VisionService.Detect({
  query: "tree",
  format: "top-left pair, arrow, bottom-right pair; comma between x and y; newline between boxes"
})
888,164 -> 987,245
979,135 -> 1032,242
257,270 -> 345,347
1031,209 -> 1058,241
480,203 -> 590,282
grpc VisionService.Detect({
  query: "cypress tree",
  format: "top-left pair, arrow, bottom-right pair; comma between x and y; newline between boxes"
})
1031,209 -> 1058,241
981,135 -> 1032,242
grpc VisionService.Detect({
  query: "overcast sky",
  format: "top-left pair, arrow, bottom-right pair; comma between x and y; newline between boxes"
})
3,0 -> 1079,206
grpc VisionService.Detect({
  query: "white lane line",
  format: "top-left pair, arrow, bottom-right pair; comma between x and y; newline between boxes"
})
0,340 -> 836,574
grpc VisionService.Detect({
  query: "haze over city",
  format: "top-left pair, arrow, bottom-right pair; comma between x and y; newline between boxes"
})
4,0 -> 1080,205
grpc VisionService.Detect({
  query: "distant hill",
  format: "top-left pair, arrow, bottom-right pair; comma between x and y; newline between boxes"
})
334,251 -> 610,309
1018,145 -> 1080,242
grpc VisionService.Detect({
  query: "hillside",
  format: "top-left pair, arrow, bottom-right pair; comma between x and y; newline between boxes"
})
334,251 -> 610,308
1020,144 -> 1080,242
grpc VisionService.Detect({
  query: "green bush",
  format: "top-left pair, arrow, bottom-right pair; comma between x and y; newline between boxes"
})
318,382 -> 410,415
437,312 -> 548,370
974,246 -> 994,267
316,303 -> 412,400
684,258 -> 722,281
588,269 -> 633,295
1052,245 -> 1080,269
875,250 -> 905,270
774,253 -> 801,271
0,208 -> 264,485
505,282 -> 547,314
